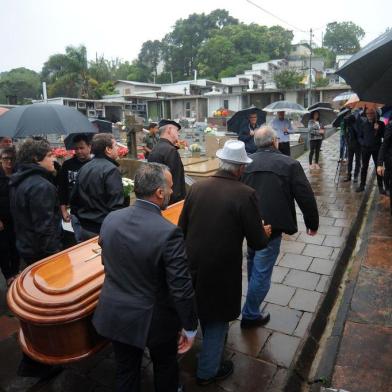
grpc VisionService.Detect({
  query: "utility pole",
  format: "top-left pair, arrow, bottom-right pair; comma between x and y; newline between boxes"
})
308,28 -> 313,107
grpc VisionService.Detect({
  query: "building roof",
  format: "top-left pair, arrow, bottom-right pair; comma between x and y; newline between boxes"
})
115,80 -> 162,88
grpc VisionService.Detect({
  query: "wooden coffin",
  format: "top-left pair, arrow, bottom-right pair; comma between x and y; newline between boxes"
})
7,201 -> 184,364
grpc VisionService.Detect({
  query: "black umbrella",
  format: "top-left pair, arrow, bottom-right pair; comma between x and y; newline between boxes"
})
0,104 -> 97,138
302,103 -> 336,127
332,108 -> 351,128
336,30 -> 392,104
227,106 -> 266,134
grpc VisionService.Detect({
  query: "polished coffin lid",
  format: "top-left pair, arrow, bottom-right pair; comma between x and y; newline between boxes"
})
8,201 -> 184,324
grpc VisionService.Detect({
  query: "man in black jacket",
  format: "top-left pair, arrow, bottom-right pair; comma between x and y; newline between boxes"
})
10,139 -> 62,265
148,119 -> 185,204
9,139 -> 63,378
377,123 -> 392,213
93,163 -> 197,392
343,110 -> 362,183
238,112 -> 262,154
71,133 -> 124,240
58,134 -> 91,242
356,108 -> 385,193
241,126 -> 319,328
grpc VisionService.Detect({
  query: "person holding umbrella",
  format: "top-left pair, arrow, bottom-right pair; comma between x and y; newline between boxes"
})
238,112 -> 262,154
269,111 -> 293,156
308,110 -> 325,169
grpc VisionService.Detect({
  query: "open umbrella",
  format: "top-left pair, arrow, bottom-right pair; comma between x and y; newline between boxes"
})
332,91 -> 356,102
263,100 -> 308,114
0,107 -> 9,117
227,106 -> 266,134
332,108 -> 351,128
336,30 -> 392,104
0,104 -> 96,138
302,103 -> 336,127
343,94 -> 383,110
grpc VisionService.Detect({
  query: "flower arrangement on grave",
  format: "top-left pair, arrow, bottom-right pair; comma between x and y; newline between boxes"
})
189,143 -> 201,153
118,146 -> 129,158
122,177 -> 134,198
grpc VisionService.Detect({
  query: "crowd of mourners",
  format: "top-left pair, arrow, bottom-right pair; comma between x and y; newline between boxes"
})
0,108 -> 390,391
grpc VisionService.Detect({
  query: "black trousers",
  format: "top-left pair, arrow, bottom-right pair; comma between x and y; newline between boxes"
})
347,145 -> 361,179
309,139 -> 322,164
360,147 -> 384,189
0,221 -> 19,280
112,336 -> 179,392
278,142 -> 290,156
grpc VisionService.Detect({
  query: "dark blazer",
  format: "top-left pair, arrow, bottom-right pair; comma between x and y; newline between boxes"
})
71,156 -> 124,233
238,123 -> 261,154
148,139 -> 186,204
93,200 -> 197,349
178,170 -> 269,322
242,148 -> 319,236
356,117 -> 385,150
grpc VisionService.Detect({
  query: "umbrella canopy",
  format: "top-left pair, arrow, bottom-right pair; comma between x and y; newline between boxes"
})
0,104 -> 97,138
227,106 -> 266,134
263,100 -> 308,114
336,30 -> 392,104
302,105 -> 336,127
344,94 -> 383,110
307,102 -> 333,111
332,108 -> 351,128
0,107 -> 9,117
332,91 -> 356,102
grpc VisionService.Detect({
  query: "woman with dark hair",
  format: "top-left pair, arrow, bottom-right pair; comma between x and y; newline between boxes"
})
0,147 -> 19,286
308,110 -> 325,170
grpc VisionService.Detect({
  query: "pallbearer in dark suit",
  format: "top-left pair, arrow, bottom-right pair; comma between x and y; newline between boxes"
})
179,140 -> 270,386
93,163 -> 197,392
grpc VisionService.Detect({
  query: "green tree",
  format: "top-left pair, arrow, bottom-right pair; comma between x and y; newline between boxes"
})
42,45 -> 91,98
162,9 -> 238,80
323,21 -> 365,54
274,69 -> 303,89
138,40 -> 162,80
313,47 -> 336,68
314,77 -> 329,87
0,67 -> 41,104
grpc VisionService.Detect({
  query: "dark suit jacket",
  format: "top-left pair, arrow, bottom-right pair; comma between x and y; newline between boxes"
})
93,200 -> 197,349
147,139 -> 186,204
178,170 -> 269,322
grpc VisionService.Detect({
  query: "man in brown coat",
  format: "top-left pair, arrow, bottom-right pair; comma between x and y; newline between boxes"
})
179,140 -> 270,386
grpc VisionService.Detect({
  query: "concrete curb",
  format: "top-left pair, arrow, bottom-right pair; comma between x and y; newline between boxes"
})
284,171 -> 377,392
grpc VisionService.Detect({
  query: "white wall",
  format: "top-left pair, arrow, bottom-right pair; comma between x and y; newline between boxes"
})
207,95 -> 242,116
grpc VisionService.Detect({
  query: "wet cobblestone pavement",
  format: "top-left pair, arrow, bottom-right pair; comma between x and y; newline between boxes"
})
0,132 -> 379,391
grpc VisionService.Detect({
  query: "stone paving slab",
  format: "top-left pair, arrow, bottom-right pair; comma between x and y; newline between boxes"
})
327,194 -> 392,392
0,132 -> 376,391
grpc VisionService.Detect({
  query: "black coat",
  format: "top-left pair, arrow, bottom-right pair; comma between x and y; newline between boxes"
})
178,171 -> 269,322
242,148 -> 319,236
378,123 -> 392,166
0,168 -> 13,222
148,139 -> 186,204
71,156 -> 124,233
356,117 -> 385,150
238,123 -> 261,154
57,156 -> 90,210
9,164 -> 62,261
93,200 -> 197,349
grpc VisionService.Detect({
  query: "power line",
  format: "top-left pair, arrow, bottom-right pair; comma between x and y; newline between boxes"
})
245,0 -> 307,33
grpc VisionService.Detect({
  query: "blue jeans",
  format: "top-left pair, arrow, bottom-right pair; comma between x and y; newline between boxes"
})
197,321 -> 229,380
242,235 -> 282,320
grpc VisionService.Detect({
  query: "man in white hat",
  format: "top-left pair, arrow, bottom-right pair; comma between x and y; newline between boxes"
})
178,140 -> 270,386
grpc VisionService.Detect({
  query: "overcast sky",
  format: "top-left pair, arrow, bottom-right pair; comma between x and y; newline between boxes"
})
1,0 -> 390,73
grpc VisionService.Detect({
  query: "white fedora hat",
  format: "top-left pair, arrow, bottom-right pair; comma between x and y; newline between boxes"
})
216,140 -> 252,164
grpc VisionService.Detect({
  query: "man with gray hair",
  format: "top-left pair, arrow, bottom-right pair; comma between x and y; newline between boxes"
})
179,140 -> 270,385
240,125 -> 319,329
93,162 -> 197,392
148,119 -> 185,204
